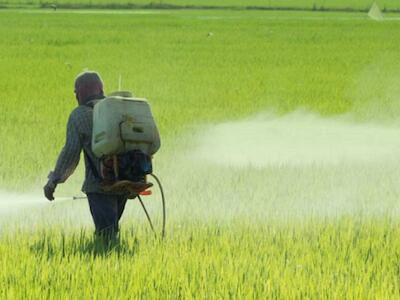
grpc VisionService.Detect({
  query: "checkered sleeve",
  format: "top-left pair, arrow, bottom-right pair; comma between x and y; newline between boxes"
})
49,111 -> 83,184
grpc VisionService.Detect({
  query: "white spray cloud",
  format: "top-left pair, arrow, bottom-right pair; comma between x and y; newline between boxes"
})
191,112 -> 400,168
160,112 -> 400,221
3,112 -> 400,229
0,190 -> 46,215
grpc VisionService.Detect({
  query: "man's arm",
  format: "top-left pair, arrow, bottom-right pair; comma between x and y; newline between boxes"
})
44,112 -> 82,200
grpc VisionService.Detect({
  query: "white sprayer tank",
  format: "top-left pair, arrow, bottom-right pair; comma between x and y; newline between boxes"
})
92,91 -> 160,158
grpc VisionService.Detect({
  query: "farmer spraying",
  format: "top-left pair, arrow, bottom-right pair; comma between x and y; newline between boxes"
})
43,71 -> 162,241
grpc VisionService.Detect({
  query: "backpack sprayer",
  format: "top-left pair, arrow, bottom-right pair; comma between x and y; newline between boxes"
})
91,90 -> 165,238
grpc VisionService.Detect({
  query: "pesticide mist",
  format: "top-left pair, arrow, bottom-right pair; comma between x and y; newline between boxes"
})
3,112 -> 400,228
161,112 -> 400,222
193,112 -> 400,167
0,191 -> 45,213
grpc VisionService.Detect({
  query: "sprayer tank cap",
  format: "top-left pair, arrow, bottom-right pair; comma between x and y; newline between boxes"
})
108,91 -> 133,98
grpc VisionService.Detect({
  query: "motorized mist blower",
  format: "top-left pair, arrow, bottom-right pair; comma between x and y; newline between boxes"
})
92,91 -> 165,238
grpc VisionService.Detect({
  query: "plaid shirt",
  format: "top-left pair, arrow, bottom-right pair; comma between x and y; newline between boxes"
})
49,99 -> 104,193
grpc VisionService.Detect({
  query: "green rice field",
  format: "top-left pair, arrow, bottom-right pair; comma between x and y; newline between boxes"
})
1,8 -> 400,299
1,0 -> 400,10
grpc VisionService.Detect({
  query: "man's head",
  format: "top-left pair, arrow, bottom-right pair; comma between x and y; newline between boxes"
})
74,71 -> 104,104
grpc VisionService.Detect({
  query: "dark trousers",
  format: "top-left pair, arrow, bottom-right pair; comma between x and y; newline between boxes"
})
87,193 -> 128,237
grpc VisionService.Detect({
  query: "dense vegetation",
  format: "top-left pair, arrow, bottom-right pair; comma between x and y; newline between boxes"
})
1,9 -> 399,187
2,220 -> 400,299
1,0 -> 400,10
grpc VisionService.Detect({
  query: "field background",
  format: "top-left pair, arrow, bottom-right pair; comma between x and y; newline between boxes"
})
2,9 -> 400,188
1,0 -> 400,10
1,5 -> 400,299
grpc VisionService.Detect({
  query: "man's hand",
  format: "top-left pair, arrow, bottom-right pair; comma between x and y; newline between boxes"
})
44,180 -> 57,201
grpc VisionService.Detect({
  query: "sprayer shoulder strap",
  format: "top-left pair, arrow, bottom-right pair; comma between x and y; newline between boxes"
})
84,151 -> 101,180
82,98 -> 104,180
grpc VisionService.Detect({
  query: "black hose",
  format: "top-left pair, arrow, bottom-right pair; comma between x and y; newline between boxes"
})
137,195 -> 156,236
150,173 -> 166,239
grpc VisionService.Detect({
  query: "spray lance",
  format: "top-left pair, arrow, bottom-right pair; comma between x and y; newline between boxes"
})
56,196 -> 87,201
55,173 -> 166,238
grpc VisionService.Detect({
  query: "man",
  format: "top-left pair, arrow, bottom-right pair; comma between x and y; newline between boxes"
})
43,71 -> 127,241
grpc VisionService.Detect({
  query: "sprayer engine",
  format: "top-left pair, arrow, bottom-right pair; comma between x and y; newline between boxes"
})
98,150 -> 153,197
100,150 -> 152,183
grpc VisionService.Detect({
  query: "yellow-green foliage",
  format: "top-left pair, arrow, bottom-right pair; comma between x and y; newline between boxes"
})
2,0 -> 400,10
1,220 -> 400,299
